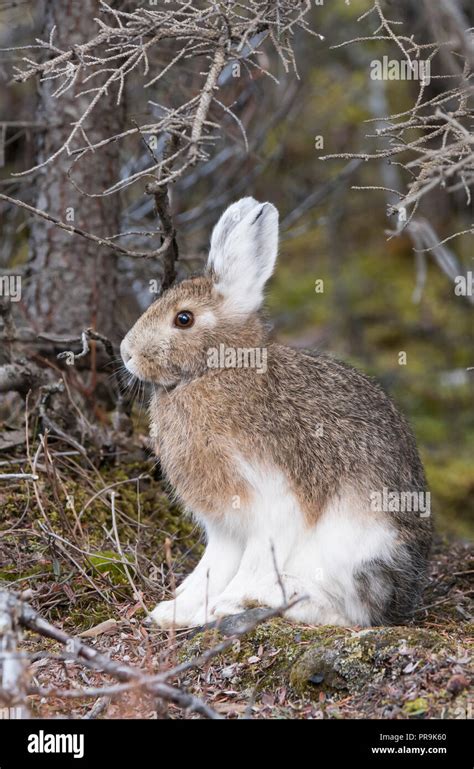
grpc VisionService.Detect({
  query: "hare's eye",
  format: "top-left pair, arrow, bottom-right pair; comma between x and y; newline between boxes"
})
174,310 -> 194,329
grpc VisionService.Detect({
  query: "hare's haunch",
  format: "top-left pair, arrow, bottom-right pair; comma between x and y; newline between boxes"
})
121,197 -> 432,628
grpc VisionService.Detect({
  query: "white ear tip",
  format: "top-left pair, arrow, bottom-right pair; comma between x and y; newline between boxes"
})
225,197 -> 259,223
236,196 -> 259,206
256,202 -> 278,223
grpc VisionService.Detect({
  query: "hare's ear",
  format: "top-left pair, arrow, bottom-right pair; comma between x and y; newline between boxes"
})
207,197 -> 278,314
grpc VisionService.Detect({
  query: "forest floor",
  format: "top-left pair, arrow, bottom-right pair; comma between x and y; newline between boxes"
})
0,449 -> 472,720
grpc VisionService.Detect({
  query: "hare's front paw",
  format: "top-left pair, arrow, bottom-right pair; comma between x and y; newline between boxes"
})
149,599 -> 209,629
211,595 -> 253,618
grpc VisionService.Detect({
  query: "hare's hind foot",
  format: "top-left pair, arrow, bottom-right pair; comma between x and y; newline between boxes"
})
210,572 -> 351,627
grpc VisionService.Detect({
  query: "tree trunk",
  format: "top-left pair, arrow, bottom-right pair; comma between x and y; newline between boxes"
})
24,0 -> 123,340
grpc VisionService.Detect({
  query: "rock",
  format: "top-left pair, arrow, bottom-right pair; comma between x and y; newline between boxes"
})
290,626 -> 445,694
177,617 -> 472,718
204,607 -> 272,636
446,674 -> 469,695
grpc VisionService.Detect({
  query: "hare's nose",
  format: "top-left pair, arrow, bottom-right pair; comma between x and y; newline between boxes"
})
120,339 -> 131,365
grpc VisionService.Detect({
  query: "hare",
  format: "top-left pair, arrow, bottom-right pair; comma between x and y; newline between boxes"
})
121,197 -> 432,629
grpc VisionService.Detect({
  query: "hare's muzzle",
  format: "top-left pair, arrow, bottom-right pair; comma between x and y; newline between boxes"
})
120,337 -> 138,376
120,339 -> 130,364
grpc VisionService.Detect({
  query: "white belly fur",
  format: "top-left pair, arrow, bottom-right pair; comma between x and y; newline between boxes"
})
203,457 -> 397,626
151,457 -> 397,628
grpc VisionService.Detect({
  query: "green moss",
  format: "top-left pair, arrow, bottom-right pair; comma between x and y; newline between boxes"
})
403,697 -> 429,717
0,561 -> 52,584
87,550 -> 134,585
65,601 -> 116,632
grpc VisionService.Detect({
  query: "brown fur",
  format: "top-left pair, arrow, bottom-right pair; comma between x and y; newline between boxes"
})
128,276 -> 431,541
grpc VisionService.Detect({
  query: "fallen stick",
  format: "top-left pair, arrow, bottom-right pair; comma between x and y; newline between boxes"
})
0,590 -> 220,720
0,592 -> 30,717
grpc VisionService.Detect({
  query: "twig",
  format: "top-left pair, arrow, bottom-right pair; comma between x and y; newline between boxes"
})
0,592 -> 29,715
0,192 -> 172,259
6,590 -> 221,719
0,473 -> 38,481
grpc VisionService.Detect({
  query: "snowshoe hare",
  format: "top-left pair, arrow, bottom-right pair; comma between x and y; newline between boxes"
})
121,197 -> 432,628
